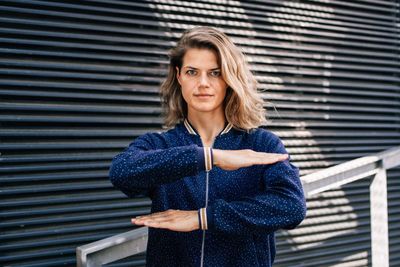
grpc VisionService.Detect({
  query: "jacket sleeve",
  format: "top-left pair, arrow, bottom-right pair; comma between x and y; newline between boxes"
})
205,134 -> 306,236
109,133 -> 208,198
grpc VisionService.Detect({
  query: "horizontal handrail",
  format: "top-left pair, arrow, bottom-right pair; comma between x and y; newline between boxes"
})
76,227 -> 148,267
301,145 -> 400,197
76,145 -> 400,267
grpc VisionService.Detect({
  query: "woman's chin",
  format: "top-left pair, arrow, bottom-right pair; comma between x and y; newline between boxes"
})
189,104 -> 223,114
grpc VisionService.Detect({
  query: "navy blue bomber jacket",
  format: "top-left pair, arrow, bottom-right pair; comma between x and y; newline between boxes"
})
109,119 -> 306,267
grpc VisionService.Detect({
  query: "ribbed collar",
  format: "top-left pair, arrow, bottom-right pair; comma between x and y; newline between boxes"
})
183,118 -> 233,136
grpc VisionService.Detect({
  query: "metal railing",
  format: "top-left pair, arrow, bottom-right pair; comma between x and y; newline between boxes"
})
76,146 -> 400,267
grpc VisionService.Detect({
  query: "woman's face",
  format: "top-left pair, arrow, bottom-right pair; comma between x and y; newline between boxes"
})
176,48 -> 228,116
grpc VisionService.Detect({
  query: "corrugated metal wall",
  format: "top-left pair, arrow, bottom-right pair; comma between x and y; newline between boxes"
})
1,0 -> 399,266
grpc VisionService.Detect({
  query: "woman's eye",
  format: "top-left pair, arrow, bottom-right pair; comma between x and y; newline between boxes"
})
186,70 -> 196,76
210,71 -> 221,77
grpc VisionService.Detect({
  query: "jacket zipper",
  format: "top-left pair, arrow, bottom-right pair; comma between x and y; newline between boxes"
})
200,138 -> 216,267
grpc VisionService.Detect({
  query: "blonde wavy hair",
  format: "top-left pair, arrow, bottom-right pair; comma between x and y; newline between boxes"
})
160,26 -> 266,131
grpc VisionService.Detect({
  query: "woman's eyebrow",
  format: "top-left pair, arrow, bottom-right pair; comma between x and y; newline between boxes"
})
183,66 -> 220,70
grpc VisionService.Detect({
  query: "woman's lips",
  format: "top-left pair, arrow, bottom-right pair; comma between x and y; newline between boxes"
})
195,94 -> 213,97
195,94 -> 213,100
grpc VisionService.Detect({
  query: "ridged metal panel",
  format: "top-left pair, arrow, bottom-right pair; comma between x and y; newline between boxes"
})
0,0 -> 399,266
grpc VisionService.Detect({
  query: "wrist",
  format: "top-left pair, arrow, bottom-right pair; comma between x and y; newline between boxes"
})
212,149 -> 221,166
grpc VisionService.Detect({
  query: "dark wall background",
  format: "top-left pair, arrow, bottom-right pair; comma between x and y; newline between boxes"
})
1,1 -> 399,266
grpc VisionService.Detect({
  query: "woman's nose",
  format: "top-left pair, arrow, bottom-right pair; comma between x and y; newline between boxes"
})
198,73 -> 210,87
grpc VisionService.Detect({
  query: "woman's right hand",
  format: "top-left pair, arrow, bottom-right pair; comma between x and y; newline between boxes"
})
213,149 -> 288,171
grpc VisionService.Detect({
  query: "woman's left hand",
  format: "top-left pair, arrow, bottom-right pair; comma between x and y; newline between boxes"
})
131,209 -> 200,232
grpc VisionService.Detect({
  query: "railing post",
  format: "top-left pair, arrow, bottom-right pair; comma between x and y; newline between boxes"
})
370,167 -> 389,267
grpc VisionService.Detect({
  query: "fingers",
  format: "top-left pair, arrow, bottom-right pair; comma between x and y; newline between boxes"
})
133,217 -> 174,230
131,209 -> 198,232
271,153 -> 288,161
131,216 -> 167,227
138,209 -> 175,220
252,152 -> 288,165
218,150 -> 290,171
131,209 -> 179,226
132,216 -> 171,226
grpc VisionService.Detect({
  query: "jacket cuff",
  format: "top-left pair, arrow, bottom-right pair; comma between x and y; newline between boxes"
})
199,206 -> 215,231
206,205 -> 215,230
198,207 -> 208,230
197,209 -> 202,230
195,147 -> 213,172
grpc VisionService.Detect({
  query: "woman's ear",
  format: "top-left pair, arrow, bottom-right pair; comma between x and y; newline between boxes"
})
176,66 -> 181,85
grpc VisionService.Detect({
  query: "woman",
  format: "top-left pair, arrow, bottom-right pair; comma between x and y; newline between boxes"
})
109,26 -> 306,267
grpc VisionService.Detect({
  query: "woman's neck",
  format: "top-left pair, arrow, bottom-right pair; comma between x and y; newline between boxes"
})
187,110 -> 226,146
